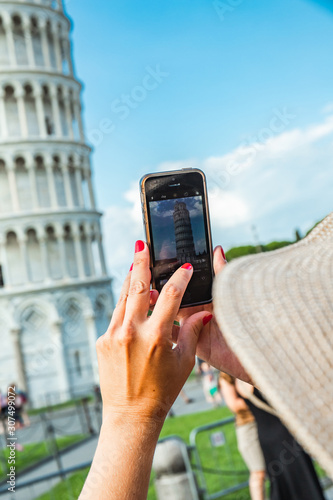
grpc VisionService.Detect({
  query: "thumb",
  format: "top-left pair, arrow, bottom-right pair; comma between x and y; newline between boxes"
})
176,312 -> 213,358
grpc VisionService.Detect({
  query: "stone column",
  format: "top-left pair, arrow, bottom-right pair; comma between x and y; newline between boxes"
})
39,19 -> 51,69
52,24 -> 63,72
84,313 -> 100,383
51,320 -> 70,399
0,88 -> 8,139
0,234 -> 10,287
64,37 -> 74,75
64,91 -> 74,139
97,233 -> 107,276
73,96 -> 85,142
26,158 -> 39,210
85,230 -> 96,277
7,165 -> 20,212
45,156 -> 58,208
18,234 -> 30,283
39,236 -> 51,283
61,158 -> 74,207
3,15 -> 17,67
72,225 -> 86,279
33,85 -> 47,138
55,225 -> 70,279
50,85 -> 62,137
16,86 -> 29,138
23,17 -> 35,68
87,171 -> 96,209
10,328 -> 28,393
75,167 -> 84,206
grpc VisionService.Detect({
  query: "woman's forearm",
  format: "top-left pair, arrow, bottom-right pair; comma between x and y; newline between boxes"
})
80,414 -> 163,500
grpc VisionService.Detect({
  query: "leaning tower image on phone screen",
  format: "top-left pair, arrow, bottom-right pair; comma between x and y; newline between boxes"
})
173,201 -> 196,264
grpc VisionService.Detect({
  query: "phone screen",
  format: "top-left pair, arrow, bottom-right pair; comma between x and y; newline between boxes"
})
144,171 -> 213,306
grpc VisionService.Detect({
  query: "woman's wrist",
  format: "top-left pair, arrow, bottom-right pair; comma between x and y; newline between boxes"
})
101,407 -> 165,441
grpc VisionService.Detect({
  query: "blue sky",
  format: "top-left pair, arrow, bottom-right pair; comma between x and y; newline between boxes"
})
65,0 -> 333,295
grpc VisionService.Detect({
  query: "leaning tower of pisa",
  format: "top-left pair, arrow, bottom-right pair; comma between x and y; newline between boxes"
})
0,0 -> 114,407
173,201 -> 196,264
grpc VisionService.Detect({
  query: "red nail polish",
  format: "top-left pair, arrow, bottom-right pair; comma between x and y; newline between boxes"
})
181,263 -> 193,270
135,240 -> 144,253
203,314 -> 213,326
221,247 -> 227,262
129,263 -> 133,272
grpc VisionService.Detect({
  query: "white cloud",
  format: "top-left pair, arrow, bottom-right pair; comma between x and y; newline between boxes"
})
103,109 -> 333,301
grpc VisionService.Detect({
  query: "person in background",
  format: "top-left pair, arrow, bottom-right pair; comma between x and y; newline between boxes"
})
236,381 -> 325,500
220,373 -> 266,500
201,362 -> 223,407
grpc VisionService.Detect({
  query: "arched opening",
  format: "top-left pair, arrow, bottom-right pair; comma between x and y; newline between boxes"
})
0,159 -> 11,213
6,231 -> 24,286
60,30 -> 69,75
31,17 -> 43,66
69,90 -> 79,140
35,155 -> 51,207
12,15 -> 28,66
64,224 -> 78,278
4,85 -> 20,137
57,86 -> 68,136
46,225 -> 62,280
46,20 -> 57,69
79,224 -> 90,277
15,156 -> 32,210
0,17 -> 9,66
26,228 -> 44,282
68,156 -> 79,206
53,155 -> 66,206
24,84 -> 39,136
42,85 -> 54,136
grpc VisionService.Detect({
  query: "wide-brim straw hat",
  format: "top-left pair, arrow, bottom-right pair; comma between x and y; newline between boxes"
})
213,213 -> 333,477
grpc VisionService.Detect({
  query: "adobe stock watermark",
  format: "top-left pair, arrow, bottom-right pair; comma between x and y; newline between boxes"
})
213,0 -> 245,22
87,65 -> 169,148
208,106 -> 296,192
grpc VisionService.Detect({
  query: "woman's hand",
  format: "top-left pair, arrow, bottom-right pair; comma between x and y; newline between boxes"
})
150,246 -> 251,382
96,240 -> 213,425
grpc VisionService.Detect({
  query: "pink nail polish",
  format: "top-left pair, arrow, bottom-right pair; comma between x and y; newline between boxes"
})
129,263 -> 133,272
203,314 -> 213,326
181,263 -> 193,270
135,240 -> 145,253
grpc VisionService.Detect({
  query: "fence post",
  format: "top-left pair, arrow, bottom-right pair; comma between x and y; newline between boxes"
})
40,413 -> 65,480
153,437 -> 200,500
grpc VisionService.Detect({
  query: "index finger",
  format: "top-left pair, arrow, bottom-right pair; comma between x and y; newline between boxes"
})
150,263 -> 193,332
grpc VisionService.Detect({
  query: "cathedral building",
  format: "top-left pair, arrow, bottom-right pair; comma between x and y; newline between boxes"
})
0,0 -> 114,407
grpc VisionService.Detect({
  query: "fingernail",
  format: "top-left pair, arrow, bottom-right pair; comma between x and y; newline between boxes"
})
203,314 -> 213,326
181,263 -> 193,270
129,263 -> 133,272
135,240 -> 145,253
221,247 -> 227,262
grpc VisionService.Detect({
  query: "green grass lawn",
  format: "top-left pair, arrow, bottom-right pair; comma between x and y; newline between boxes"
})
0,434 -> 87,482
36,406 -> 253,500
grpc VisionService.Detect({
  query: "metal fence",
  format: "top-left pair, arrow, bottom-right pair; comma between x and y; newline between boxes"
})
0,396 -> 102,499
189,417 -> 249,499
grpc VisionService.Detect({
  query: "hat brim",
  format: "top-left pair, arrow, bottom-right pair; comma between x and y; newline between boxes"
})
213,213 -> 333,477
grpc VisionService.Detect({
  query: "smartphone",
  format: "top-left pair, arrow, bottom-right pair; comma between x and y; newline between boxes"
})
140,168 -> 214,307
